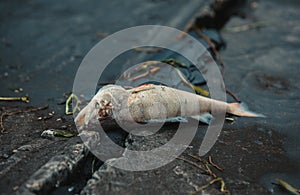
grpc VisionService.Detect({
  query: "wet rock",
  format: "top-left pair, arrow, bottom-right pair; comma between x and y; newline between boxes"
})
17,145 -> 33,152
18,144 -> 88,194
0,154 -> 22,178
60,124 -> 68,130
80,124 -> 216,194
2,153 -> 9,159
81,157 -> 220,195
41,129 -> 55,139
80,115 -> 290,194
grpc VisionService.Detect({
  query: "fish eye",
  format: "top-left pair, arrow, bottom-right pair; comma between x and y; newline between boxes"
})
95,102 -> 100,109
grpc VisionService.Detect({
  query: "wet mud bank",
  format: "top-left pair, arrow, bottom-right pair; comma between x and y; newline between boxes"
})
1,0 -> 300,194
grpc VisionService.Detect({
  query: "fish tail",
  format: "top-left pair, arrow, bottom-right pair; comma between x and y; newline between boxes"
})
228,102 -> 265,117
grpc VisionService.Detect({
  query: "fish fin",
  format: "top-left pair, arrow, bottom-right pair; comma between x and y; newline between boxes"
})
165,117 -> 188,123
229,102 -> 266,117
145,117 -> 188,123
191,113 -> 213,124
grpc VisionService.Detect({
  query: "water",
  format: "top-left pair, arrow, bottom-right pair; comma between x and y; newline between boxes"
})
222,0 -> 300,192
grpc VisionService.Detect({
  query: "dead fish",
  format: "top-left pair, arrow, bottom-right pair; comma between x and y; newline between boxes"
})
75,84 -> 264,130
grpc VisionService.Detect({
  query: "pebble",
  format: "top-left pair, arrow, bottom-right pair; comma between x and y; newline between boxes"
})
41,129 -> 55,138
56,118 -> 62,122
60,125 -> 67,130
68,186 -> 74,192
254,140 -> 263,145
18,145 -> 33,151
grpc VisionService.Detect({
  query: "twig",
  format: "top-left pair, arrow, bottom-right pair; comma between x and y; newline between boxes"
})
188,154 -> 207,164
225,88 -> 241,103
188,155 -> 219,177
0,96 -> 29,103
190,177 -> 230,195
0,105 -> 48,133
175,69 -> 209,96
122,61 -> 161,80
208,156 -> 223,171
133,47 -> 163,53
275,178 -> 300,195
160,59 -> 209,96
178,22 -> 241,102
194,27 -> 241,102
179,154 -> 230,195
96,33 -> 110,38
204,163 -> 217,178
176,22 -> 193,40
160,58 -> 188,68
129,67 -> 161,81
139,60 -> 162,68
194,28 -> 225,79
176,157 -> 210,175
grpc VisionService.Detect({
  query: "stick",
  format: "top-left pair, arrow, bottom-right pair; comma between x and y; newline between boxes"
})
0,96 -> 29,103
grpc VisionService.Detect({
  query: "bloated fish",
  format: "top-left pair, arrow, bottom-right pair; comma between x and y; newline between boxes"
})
75,84 -> 264,129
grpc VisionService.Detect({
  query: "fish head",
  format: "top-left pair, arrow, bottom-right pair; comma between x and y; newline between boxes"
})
74,85 -> 122,130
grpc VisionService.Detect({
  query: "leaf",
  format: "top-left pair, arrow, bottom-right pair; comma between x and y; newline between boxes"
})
65,93 -> 81,115
53,130 -> 77,138
276,178 -> 300,195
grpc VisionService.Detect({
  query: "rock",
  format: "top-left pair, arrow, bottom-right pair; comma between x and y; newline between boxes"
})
18,144 -> 88,194
41,129 -> 55,139
80,124 -> 221,194
17,145 -> 33,152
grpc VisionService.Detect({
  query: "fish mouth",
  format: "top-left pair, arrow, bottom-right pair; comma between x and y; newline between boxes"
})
97,99 -> 113,119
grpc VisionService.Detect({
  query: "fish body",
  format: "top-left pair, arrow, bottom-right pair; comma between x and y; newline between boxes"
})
75,84 -> 264,129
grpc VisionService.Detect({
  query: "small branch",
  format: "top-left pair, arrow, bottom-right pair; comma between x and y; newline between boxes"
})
129,67 -> 161,82
225,88 -> 241,103
179,154 -> 230,195
190,177 -> 230,195
208,156 -> 223,171
193,26 -> 241,102
176,157 -> 210,175
194,28 -> 225,79
176,22 -> 193,40
0,96 -> 29,103
275,178 -> 300,195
